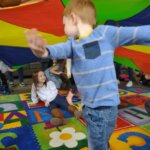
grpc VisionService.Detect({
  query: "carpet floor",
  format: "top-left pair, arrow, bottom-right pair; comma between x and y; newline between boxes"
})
0,85 -> 150,150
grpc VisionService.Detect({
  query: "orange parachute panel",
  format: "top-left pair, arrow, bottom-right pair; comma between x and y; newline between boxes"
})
0,0 -> 65,36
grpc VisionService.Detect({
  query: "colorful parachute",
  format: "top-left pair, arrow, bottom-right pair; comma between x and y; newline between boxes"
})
0,0 -> 66,68
0,0 -> 150,74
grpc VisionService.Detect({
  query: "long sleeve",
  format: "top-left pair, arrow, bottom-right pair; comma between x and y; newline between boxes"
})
103,25 -> 150,48
0,61 -> 10,73
44,67 -> 51,81
46,39 -> 72,60
31,84 -> 39,104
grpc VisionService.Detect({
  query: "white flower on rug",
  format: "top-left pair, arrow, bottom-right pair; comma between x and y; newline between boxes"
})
49,127 -> 86,148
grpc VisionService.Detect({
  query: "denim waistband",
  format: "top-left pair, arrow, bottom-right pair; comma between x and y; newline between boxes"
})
83,105 -> 115,110
94,106 -> 113,110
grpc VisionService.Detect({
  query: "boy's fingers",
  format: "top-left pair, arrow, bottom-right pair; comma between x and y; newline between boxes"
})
43,39 -> 47,46
37,34 -> 47,51
24,29 -> 31,42
25,29 -> 35,46
25,28 -> 37,41
24,28 -> 37,34
35,34 -> 45,49
24,29 -> 30,35
32,28 -> 37,33
24,28 -> 47,57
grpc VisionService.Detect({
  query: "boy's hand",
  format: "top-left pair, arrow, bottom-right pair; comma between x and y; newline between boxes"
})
25,29 -> 49,58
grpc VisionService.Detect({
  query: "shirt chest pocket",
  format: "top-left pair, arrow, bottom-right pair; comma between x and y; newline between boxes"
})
83,41 -> 101,59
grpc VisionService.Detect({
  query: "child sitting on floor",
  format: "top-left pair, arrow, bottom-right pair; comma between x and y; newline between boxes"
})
31,70 -> 82,125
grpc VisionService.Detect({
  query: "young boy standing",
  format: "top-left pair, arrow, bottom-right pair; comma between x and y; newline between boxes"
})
25,0 -> 150,149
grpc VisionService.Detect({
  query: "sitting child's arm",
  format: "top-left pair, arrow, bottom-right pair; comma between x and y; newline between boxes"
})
0,61 -> 17,73
66,90 -> 74,106
0,61 -> 12,73
66,59 -> 72,79
66,85 -> 78,105
31,84 -> 39,104
50,65 -> 63,75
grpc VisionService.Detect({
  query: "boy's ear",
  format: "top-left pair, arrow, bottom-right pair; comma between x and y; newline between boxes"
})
70,12 -> 78,25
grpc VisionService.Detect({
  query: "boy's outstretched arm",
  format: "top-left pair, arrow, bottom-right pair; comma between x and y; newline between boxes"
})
104,25 -> 150,48
25,29 -> 72,60
25,29 -> 49,58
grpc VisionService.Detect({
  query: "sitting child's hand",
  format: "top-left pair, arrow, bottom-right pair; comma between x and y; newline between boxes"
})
45,101 -> 49,107
57,71 -> 63,75
28,101 -> 36,106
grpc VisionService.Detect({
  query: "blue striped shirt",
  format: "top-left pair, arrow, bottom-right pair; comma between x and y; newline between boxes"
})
47,25 -> 150,108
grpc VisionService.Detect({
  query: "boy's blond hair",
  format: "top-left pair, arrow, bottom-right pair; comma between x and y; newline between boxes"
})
63,0 -> 96,27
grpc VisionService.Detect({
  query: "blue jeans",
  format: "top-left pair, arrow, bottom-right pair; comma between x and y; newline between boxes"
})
128,68 -> 135,81
82,105 -> 118,150
48,94 -> 69,112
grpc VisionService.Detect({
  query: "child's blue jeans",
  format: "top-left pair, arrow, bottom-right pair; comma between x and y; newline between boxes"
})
82,105 -> 118,150
48,94 -> 69,112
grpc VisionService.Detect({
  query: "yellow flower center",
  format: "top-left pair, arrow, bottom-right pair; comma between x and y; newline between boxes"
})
80,147 -> 88,150
60,133 -> 72,140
